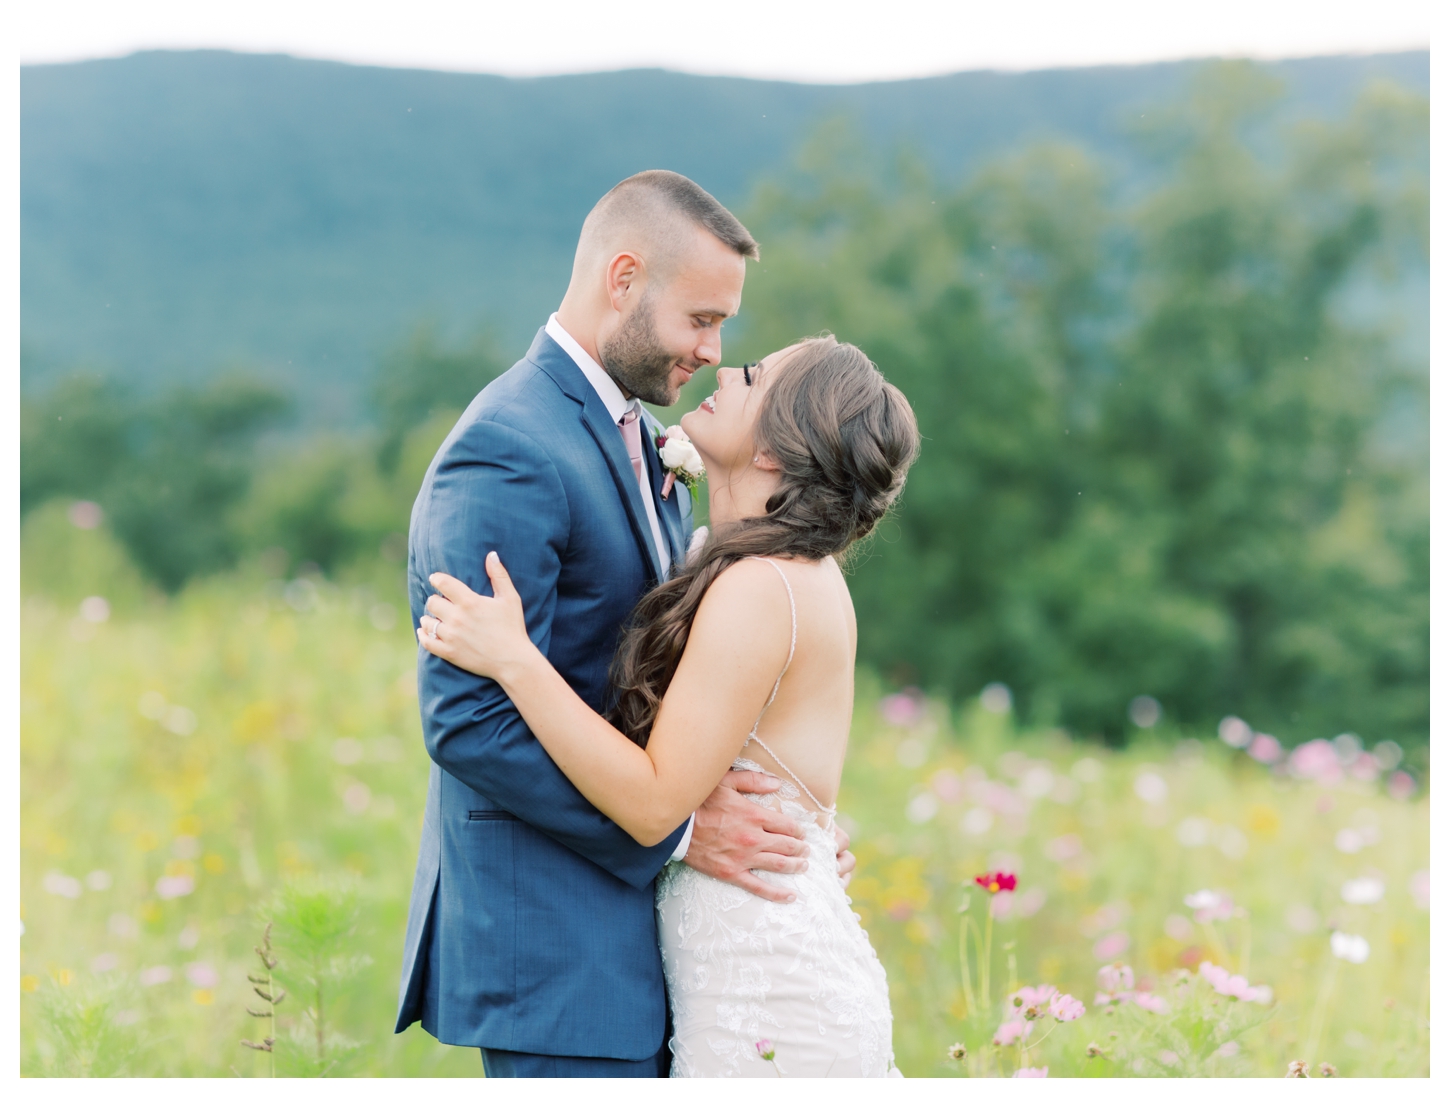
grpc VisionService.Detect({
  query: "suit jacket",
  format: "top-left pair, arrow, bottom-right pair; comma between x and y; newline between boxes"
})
394,327 -> 694,1057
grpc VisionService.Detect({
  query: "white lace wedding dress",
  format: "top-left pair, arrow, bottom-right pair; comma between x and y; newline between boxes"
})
655,559 -> 902,1078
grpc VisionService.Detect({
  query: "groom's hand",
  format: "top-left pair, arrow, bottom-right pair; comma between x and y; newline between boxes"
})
683,771 -> 811,904
835,823 -> 856,887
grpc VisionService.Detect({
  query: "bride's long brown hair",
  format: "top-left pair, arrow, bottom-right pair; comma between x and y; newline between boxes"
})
606,335 -> 920,746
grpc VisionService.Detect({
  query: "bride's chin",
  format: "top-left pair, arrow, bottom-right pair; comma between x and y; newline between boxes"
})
680,409 -> 701,435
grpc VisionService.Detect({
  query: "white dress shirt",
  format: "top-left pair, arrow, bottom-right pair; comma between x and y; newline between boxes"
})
545,313 -> 694,861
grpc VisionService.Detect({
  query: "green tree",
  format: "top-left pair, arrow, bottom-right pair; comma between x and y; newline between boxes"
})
739,65 -> 1427,743
371,323 -> 505,473
1066,67 -> 1429,737
20,375 -> 290,590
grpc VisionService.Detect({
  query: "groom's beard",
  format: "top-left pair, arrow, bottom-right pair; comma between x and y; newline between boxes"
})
599,297 -> 682,406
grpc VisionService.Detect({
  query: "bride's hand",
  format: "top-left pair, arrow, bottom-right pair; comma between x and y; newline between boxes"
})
417,552 -> 535,682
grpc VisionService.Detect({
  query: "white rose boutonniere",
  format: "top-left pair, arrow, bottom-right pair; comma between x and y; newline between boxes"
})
655,424 -> 705,500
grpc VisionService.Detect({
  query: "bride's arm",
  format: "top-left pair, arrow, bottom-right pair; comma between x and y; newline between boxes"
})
418,553 -> 793,847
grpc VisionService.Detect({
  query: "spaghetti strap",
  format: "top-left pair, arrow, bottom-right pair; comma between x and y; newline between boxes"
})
748,556 -> 797,711
743,557 -> 835,816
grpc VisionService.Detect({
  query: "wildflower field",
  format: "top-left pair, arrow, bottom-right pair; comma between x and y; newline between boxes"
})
19,513 -> 1430,1077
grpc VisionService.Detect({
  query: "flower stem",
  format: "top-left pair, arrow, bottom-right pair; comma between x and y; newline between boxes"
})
958,913 -> 978,1017
979,910 -> 995,1010
1204,920 -> 1226,964
1303,958 -> 1340,1069
1022,1020 -> 1058,1053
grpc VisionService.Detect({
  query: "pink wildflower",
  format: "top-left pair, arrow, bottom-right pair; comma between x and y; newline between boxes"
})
755,1038 -> 775,1062
1199,962 -> 1272,1003
155,875 -> 195,900
138,965 -> 172,987
879,692 -> 923,727
1012,1066 -> 1049,1077
931,769 -> 964,803
1007,984 -> 1057,1018
993,1019 -> 1033,1046
1015,887 -> 1047,919
1247,733 -> 1282,764
1348,753 -> 1381,782
1093,931 -> 1130,961
1184,889 -> 1235,923
184,962 -> 218,988
1097,963 -> 1135,993
1218,716 -> 1252,748
1288,739 -> 1342,785
1095,964 -> 1167,1012
1386,770 -> 1416,800
1409,869 -> 1429,910
1048,992 -> 1085,1022
1132,991 -> 1169,1014
1044,834 -> 1084,862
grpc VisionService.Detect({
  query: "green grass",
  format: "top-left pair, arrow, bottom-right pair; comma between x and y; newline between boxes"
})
20,515 -> 1429,1076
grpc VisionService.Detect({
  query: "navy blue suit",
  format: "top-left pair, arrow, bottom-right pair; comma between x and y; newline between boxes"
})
395,327 -> 694,1066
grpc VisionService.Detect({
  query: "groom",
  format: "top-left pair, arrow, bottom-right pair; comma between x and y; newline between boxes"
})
394,171 -> 853,1077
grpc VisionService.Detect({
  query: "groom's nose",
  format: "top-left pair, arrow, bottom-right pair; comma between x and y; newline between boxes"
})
693,329 -> 722,368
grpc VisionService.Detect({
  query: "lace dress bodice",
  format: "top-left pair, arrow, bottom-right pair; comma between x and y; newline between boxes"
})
655,558 -> 900,1077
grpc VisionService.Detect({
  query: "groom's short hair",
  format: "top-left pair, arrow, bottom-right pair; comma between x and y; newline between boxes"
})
582,170 -> 760,272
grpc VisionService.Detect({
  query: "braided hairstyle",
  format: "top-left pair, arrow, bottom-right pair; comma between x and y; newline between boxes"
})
607,335 -> 921,746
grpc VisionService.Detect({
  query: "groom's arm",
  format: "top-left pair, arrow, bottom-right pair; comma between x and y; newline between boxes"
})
414,417 -> 685,891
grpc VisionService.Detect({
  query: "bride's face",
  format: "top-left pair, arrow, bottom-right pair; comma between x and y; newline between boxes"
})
679,346 -> 791,471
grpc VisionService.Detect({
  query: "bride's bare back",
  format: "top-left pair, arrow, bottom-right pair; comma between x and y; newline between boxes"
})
733,555 -> 856,818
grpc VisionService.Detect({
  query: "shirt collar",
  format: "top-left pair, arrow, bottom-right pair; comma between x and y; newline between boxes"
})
546,313 -> 637,425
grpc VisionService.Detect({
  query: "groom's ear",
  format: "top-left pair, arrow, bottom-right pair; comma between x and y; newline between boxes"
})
605,251 -> 646,313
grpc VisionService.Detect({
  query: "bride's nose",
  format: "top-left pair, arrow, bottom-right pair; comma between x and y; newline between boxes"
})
716,366 -> 741,387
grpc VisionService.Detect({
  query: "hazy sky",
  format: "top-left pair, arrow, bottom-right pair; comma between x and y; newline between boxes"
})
17,0 -> 1432,83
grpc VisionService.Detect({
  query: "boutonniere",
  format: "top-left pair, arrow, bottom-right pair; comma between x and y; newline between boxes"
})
655,425 -> 705,501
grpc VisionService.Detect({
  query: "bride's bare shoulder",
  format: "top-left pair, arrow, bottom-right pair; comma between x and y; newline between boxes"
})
704,555 -> 793,599
682,557 -> 794,668
696,557 -> 794,624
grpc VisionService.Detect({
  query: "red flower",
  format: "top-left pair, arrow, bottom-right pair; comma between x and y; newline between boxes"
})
975,871 -> 1017,894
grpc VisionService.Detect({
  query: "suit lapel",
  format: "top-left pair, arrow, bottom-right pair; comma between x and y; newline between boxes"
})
641,421 -> 686,567
528,329 -> 665,586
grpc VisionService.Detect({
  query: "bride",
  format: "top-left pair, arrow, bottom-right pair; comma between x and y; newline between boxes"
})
416,334 -> 919,1077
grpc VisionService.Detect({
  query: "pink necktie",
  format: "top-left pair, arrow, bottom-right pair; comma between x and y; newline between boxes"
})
618,408 -> 644,480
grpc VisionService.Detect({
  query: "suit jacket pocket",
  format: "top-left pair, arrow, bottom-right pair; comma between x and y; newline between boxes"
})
467,809 -> 517,821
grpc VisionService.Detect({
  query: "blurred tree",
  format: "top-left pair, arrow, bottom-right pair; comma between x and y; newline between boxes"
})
225,328 -> 502,577
740,65 -> 1427,743
20,375 -> 290,590
1067,66 -> 1429,738
240,439 -> 383,575
370,323 -> 505,473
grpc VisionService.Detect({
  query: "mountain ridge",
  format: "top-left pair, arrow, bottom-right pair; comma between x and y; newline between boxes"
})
21,49 -> 1428,421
